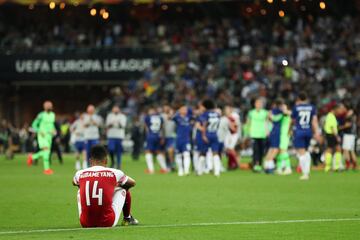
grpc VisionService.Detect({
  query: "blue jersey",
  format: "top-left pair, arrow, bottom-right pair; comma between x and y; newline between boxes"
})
200,111 -> 221,136
270,108 -> 283,135
199,110 -> 221,153
291,104 -> 316,135
145,114 -> 163,138
269,108 -> 283,148
173,113 -> 192,143
195,116 -> 204,144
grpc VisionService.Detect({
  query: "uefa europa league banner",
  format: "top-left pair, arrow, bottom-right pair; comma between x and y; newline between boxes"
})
0,52 -> 163,81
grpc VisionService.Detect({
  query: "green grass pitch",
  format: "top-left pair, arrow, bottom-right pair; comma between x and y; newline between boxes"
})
0,154 -> 359,240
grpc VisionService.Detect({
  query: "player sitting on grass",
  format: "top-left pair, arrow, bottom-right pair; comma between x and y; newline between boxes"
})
73,145 -> 138,227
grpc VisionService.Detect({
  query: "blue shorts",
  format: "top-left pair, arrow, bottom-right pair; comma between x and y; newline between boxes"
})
107,138 -> 122,153
206,134 -> 221,153
165,137 -> 175,149
195,137 -> 208,154
86,139 -> 99,149
74,141 -> 85,152
293,131 -> 312,149
219,142 -> 224,153
176,140 -> 191,153
269,132 -> 280,148
145,136 -> 162,152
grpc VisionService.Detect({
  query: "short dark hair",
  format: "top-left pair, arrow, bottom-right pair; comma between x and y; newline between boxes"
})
202,99 -> 215,110
274,98 -> 284,107
298,91 -> 308,101
90,145 -> 108,162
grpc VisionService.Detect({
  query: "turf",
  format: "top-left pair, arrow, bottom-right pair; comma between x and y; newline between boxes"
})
0,154 -> 359,240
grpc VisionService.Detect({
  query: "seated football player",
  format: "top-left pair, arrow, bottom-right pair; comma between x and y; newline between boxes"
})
73,145 -> 138,228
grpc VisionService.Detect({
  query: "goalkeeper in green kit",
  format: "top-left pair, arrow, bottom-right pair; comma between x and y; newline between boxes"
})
276,103 -> 292,175
27,101 -> 56,175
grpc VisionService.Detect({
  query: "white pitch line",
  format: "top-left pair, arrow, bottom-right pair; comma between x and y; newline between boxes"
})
1,218 -> 360,235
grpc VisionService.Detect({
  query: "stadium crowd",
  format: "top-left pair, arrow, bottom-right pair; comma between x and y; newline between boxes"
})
1,7 -> 360,175
4,14 -> 359,116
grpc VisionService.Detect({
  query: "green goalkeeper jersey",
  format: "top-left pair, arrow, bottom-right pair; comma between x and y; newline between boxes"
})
280,115 -> 291,137
248,109 -> 268,139
31,111 -> 56,134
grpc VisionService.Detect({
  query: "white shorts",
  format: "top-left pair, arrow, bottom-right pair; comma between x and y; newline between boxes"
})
77,188 -> 126,227
342,134 -> 356,151
224,134 -> 239,149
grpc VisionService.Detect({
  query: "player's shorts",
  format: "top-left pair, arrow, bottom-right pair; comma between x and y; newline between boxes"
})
224,133 -> 238,149
77,188 -> 126,228
325,134 -> 338,149
74,141 -> 85,152
145,136 -> 162,152
195,136 -> 208,154
37,133 -> 52,149
342,134 -> 356,151
279,134 -> 290,150
165,137 -> 175,149
85,139 -> 100,159
107,138 -> 123,152
293,131 -> 312,149
86,139 -> 99,148
176,140 -> 191,153
206,134 -> 221,153
219,142 -> 224,153
269,132 -> 280,148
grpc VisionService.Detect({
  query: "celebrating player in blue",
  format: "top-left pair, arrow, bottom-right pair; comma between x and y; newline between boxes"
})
144,107 -> 168,174
264,99 -> 284,174
291,92 -> 320,180
199,99 -> 222,177
173,105 -> 192,176
193,104 -> 207,175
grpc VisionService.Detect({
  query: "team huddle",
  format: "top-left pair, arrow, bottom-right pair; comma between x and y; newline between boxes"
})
142,93 -> 319,180
143,99 -> 241,177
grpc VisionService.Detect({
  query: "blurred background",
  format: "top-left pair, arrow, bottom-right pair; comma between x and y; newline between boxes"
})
0,0 -> 359,158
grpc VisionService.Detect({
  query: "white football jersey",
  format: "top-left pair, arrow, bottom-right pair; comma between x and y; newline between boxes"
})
83,114 -> 103,140
106,112 -> 127,139
70,118 -> 85,142
217,116 -> 230,142
163,115 -> 176,138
